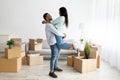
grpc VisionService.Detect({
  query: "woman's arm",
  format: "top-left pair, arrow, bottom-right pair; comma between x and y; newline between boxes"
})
42,17 -> 64,25
51,16 -> 65,26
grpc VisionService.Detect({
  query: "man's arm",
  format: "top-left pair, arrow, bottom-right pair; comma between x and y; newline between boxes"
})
47,24 -> 64,37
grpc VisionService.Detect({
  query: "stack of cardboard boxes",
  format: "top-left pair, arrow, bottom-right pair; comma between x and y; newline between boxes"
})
27,38 -> 43,66
0,38 -> 26,72
0,47 -> 25,72
11,38 -> 26,65
0,38 -> 44,72
67,44 -> 101,73
29,39 -> 43,51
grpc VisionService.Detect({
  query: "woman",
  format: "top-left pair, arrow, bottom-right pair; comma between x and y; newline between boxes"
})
51,7 -> 76,71
42,7 -> 78,50
51,7 -> 72,49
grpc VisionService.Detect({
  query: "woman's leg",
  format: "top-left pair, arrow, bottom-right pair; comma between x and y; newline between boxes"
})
55,35 -> 64,45
55,35 -> 72,49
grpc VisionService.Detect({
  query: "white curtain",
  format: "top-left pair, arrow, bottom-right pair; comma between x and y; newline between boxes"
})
90,0 -> 120,70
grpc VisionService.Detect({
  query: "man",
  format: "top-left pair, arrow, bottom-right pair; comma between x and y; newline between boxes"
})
43,13 -> 65,78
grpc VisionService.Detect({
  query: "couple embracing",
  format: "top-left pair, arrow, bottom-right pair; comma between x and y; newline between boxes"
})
42,7 -> 79,78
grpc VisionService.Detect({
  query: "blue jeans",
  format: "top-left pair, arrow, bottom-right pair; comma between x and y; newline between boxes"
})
55,35 -> 71,49
54,47 -> 60,69
50,44 -> 60,71
53,36 -> 71,69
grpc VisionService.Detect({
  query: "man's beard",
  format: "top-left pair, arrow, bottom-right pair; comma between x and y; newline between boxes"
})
49,18 -> 52,22
50,18 -> 52,21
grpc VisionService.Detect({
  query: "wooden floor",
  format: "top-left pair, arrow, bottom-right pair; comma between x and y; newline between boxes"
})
0,59 -> 120,80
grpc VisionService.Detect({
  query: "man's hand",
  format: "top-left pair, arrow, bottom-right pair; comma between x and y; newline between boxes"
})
62,33 -> 66,39
42,20 -> 47,24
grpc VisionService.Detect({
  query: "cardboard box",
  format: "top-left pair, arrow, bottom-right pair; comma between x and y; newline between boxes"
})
5,47 -> 21,59
21,51 -> 26,65
67,56 -> 75,67
29,39 -> 43,51
79,47 -> 97,58
80,51 -> 85,56
0,57 -> 22,72
90,46 -> 98,58
11,38 -> 26,52
67,56 -> 84,67
96,45 -> 101,68
11,38 -> 22,47
96,55 -> 100,68
27,54 -> 43,66
11,38 -> 21,44
74,57 -> 97,73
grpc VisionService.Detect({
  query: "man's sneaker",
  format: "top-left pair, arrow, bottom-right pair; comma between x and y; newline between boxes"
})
49,72 -> 57,78
54,68 -> 63,72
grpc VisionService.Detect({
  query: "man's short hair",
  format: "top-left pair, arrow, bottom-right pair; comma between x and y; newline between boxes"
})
43,13 -> 48,20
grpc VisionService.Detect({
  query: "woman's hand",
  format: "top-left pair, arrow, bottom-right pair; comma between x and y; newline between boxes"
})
42,20 -> 47,24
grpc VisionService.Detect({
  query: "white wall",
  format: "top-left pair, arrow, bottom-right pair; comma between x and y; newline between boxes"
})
0,0 -> 93,42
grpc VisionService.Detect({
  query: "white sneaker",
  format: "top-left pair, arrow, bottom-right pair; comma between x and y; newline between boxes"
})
73,41 -> 85,51
79,43 -> 85,51
73,42 -> 79,50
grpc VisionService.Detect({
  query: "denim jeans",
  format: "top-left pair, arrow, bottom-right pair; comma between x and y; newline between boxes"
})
55,35 -> 71,49
50,44 -> 59,71
53,36 -> 71,69
54,47 -> 60,69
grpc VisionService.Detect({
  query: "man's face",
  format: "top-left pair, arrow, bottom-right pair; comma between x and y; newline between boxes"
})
46,13 -> 52,21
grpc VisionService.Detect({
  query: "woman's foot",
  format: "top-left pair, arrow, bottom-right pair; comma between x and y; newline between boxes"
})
73,42 -> 79,50
70,42 -> 79,50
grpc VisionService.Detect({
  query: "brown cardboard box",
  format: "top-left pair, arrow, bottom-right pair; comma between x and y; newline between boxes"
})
11,38 -> 22,43
11,38 -> 22,47
11,38 -> 26,52
67,56 -> 75,67
79,47 -> 97,58
90,46 -> 98,58
36,39 -> 43,43
27,54 -> 43,66
5,47 -> 21,59
92,45 -> 101,68
80,51 -> 85,56
96,45 -> 101,68
87,59 -> 97,72
34,43 -> 42,51
29,39 -> 43,51
96,55 -> 100,68
21,51 -> 26,65
74,57 -> 97,73
0,57 -> 22,72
